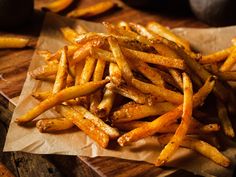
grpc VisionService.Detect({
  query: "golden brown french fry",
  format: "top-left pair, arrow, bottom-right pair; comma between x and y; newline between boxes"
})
93,48 -> 115,63
60,27 -> 79,44
42,0 -> 73,12
111,102 -> 175,123
15,79 -> 109,124
72,106 -> 119,139
108,37 -> 133,83
90,59 -> 106,113
0,36 -> 30,48
131,78 -> 183,105
118,76 -> 215,146
53,46 -> 68,94
79,56 -> 96,84
74,60 -> 85,85
169,69 -> 183,90
107,83 -> 154,105
200,46 -> 235,64
146,22 -> 190,50
122,47 -> 184,70
57,105 -> 109,148
36,118 -> 74,133
214,71 -> 236,81
30,63 -> 58,80
217,99 -> 235,138
32,91 -> 51,101
220,47 -> 236,72
155,73 -> 193,166
158,134 -> 230,167
67,1 -> 119,18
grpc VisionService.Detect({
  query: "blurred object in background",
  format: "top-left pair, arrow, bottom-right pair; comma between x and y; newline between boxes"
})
0,0 -> 34,29
189,0 -> 236,26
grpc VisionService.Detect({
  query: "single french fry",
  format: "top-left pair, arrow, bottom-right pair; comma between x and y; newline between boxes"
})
108,37 -> 133,83
200,46 -> 235,64
0,36 -> 30,48
53,46 -> 68,94
30,63 -> 58,80
109,62 -> 122,85
93,48 -> 115,63
60,27 -> 79,44
90,59 -> 106,113
220,47 -> 236,72
72,106 -> 119,139
217,99 -> 235,138
214,71 -> 236,81
122,47 -> 184,70
74,60 -> 85,85
169,69 -> 183,90
57,105 -> 109,148
118,76 -> 215,146
146,22 -> 190,51
67,1 -> 119,18
36,118 -> 74,132
131,78 -> 183,105
15,79 -> 109,124
42,0 -> 73,12
111,102 -> 175,123
79,56 -> 96,84
158,134 -> 230,167
156,73 -> 193,166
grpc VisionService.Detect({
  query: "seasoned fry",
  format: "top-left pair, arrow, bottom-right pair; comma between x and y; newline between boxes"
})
60,27 -> 79,44
108,37 -> 133,83
200,46 -> 235,64
220,47 -> 236,71
122,47 -> 184,70
118,77 -> 215,146
169,69 -> 183,90
67,1 -> 119,18
74,60 -> 85,85
15,79 -> 109,124
107,83 -> 153,105
214,71 -> 236,81
158,134 -> 230,167
155,73 -> 193,166
72,106 -> 119,139
0,36 -> 30,48
111,102 -> 175,122
36,118 -> 74,133
30,63 -> 58,79
146,22 -> 190,50
217,99 -> 235,138
93,48 -> 115,63
53,46 -> 68,94
79,56 -> 96,84
131,78 -> 183,105
57,105 -> 109,148
42,0 -> 73,12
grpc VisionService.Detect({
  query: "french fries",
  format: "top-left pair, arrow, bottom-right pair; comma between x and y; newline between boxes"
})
18,22 -> 236,168
67,1 -> 119,18
42,0 -> 73,12
0,36 -> 30,49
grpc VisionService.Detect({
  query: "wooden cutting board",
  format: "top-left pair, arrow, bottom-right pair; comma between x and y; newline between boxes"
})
0,0 -> 208,176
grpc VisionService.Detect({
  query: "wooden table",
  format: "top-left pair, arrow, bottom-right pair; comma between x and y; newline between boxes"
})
0,0 -> 209,176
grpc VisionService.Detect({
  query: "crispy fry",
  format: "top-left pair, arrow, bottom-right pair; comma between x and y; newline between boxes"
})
169,69 -> 183,90
156,73 -> 193,166
16,79 -> 109,124
90,59 -> 106,113
72,106 -> 119,139
0,36 -> 30,48
57,105 -> 109,148
220,47 -> 236,72
60,27 -> 79,44
146,22 -> 190,50
79,56 -> 96,84
36,118 -> 74,132
74,60 -> 85,85
32,91 -> 51,101
93,48 -> 115,63
108,37 -> 133,83
122,47 -> 184,70
217,99 -> 235,138
200,46 -> 235,64
53,46 -> 68,94
118,76 -> 215,146
111,102 -> 175,123
109,62 -> 122,85
214,71 -> 236,81
67,1 -> 118,18
43,0 -> 73,12
131,78 -> 183,105
30,63 -> 58,79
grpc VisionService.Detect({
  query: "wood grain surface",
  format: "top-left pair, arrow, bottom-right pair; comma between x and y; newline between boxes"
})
0,0 -> 210,176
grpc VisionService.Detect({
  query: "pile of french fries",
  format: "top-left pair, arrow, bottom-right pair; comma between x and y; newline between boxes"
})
16,21 -> 236,168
